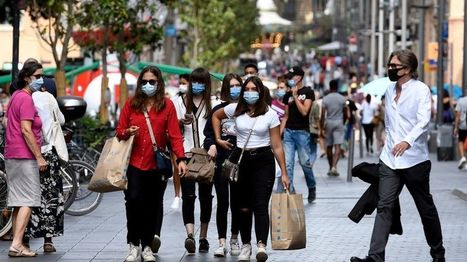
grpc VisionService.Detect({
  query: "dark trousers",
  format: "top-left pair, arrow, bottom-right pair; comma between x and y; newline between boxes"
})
214,159 -> 240,239
124,165 -> 167,247
234,147 -> 275,245
181,179 -> 213,225
362,123 -> 374,153
369,160 -> 445,261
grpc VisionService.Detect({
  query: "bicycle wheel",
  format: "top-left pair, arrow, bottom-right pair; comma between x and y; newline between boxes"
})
60,163 -> 78,211
0,170 -> 12,237
65,160 -> 103,216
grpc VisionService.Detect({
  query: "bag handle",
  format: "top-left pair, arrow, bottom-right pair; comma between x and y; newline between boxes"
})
235,117 -> 258,165
143,109 -> 159,152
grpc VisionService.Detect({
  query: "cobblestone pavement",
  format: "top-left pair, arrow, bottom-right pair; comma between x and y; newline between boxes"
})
0,148 -> 466,262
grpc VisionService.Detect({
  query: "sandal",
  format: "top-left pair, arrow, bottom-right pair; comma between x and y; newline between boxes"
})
43,242 -> 56,253
8,245 -> 37,257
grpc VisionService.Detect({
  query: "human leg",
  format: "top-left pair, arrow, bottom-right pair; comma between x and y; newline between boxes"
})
403,161 -> 445,259
280,128 -> 296,192
368,162 -> 404,261
295,130 -> 316,190
124,166 -> 144,246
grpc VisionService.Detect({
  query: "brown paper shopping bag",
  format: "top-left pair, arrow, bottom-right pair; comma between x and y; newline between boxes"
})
270,192 -> 306,250
88,135 -> 134,193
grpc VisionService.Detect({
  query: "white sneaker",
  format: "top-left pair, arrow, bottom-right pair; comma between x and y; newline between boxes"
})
124,243 -> 140,262
256,244 -> 268,261
458,157 -> 467,169
230,239 -> 241,256
141,246 -> 156,262
238,243 -> 252,261
171,196 -> 181,209
213,243 -> 226,257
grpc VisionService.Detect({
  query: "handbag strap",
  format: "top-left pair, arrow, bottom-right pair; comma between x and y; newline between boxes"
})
143,109 -> 158,152
236,117 -> 258,164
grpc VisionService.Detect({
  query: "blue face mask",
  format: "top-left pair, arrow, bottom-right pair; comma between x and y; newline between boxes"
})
142,83 -> 157,96
30,77 -> 44,92
276,89 -> 286,98
230,86 -> 241,100
192,82 -> 206,95
287,79 -> 295,87
243,91 -> 260,105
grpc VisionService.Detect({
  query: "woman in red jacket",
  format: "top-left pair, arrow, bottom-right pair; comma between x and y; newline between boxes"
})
116,66 -> 187,262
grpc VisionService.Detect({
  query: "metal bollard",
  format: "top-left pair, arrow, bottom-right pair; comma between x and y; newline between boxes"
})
347,127 -> 355,182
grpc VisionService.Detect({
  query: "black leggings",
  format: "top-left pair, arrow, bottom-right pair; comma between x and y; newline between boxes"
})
362,123 -> 374,153
234,147 -> 275,245
181,179 -> 213,225
124,165 -> 167,247
214,156 -> 240,239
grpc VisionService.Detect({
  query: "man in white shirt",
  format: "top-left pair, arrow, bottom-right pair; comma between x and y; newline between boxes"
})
351,50 -> 445,262
454,95 -> 467,169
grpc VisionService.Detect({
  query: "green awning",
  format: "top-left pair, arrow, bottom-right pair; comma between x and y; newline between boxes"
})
0,62 -> 224,86
137,62 -> 224,81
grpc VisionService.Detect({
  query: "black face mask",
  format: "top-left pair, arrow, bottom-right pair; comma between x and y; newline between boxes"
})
387,68 -> 405,81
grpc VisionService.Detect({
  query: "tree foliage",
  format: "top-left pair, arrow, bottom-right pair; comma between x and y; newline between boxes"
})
175,0 -> 260,70
26,0 -> 79,97
76,0 -> 164,123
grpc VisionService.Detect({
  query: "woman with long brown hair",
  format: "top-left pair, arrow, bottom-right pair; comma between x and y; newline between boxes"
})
212,76 -> 289,261
172,67 -> 218,254
116,66 -> 187,262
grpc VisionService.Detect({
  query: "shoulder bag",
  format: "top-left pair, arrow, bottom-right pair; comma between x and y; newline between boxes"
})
144,110 -> 173,180
221,118 -> 258,182
185,147 -> 215,183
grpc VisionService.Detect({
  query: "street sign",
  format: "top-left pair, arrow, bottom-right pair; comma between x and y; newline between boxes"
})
428,42 -> 438,60
442,21 -> 449,40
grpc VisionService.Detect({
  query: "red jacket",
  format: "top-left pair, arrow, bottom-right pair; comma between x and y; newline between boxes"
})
116,98 -> 185,171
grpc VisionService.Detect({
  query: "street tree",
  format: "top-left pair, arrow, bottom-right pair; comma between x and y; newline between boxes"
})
75,0 -> 164,124
27,0 -> 80,97
175,0 -> 260,71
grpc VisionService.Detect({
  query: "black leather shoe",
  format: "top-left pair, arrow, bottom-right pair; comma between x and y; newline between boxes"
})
350,256 -> 375,262
432,258 -> 445,262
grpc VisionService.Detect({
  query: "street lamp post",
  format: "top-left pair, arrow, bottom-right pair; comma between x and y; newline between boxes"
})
11,1 -> 21,81
436,0 -> 445,125
463,0 -> 467,96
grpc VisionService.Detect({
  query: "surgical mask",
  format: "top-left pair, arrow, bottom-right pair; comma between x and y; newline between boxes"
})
192,82 -> 205,95
387,68 -> 404,82
30,77 -> 44,92
142,82 -> 157,96
179,84 -> 188,94
276,89 -> 286,98
230,86 -> 241,100
243,91 -> 259,105
287,79 -> 295,87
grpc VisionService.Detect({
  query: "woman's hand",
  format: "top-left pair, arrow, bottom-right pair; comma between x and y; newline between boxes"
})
37,156 -> 48,172
126,126 -> 140,136
178,160 -> 188,178
281,172 -> 290,191
216,138 -> 233,150
207,144 -> 217,160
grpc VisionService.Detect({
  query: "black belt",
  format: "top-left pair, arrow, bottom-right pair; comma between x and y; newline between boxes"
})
242,146 -> 271,156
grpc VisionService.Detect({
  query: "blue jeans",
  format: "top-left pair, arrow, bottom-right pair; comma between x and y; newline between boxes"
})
278,128 -> 316,193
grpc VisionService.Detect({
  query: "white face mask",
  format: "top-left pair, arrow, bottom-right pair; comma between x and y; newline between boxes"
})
179,84 -> 188,94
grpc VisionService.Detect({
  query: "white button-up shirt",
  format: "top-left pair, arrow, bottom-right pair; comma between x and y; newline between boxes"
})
379,79 -> 431,169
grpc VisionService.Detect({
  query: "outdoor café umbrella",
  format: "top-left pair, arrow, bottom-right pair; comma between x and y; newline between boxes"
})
361,77 -> 394,99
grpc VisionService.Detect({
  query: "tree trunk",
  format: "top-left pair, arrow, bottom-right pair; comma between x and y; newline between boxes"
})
55,70 -> 66,97
118,52 -> 128,112
99,75 -> 109,124
99,26 -> 109,125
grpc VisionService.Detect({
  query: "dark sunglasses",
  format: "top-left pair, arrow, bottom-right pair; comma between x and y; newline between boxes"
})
141,79 -> 157,85
386,63 -> 406,69
32,74 -> 43,79
230,85 -> 241,88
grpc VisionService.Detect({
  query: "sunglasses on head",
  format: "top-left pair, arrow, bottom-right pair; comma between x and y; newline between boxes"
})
141,79 -> 157,85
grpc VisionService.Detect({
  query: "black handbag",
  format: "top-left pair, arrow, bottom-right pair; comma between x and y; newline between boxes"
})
144,110 -> 173,180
